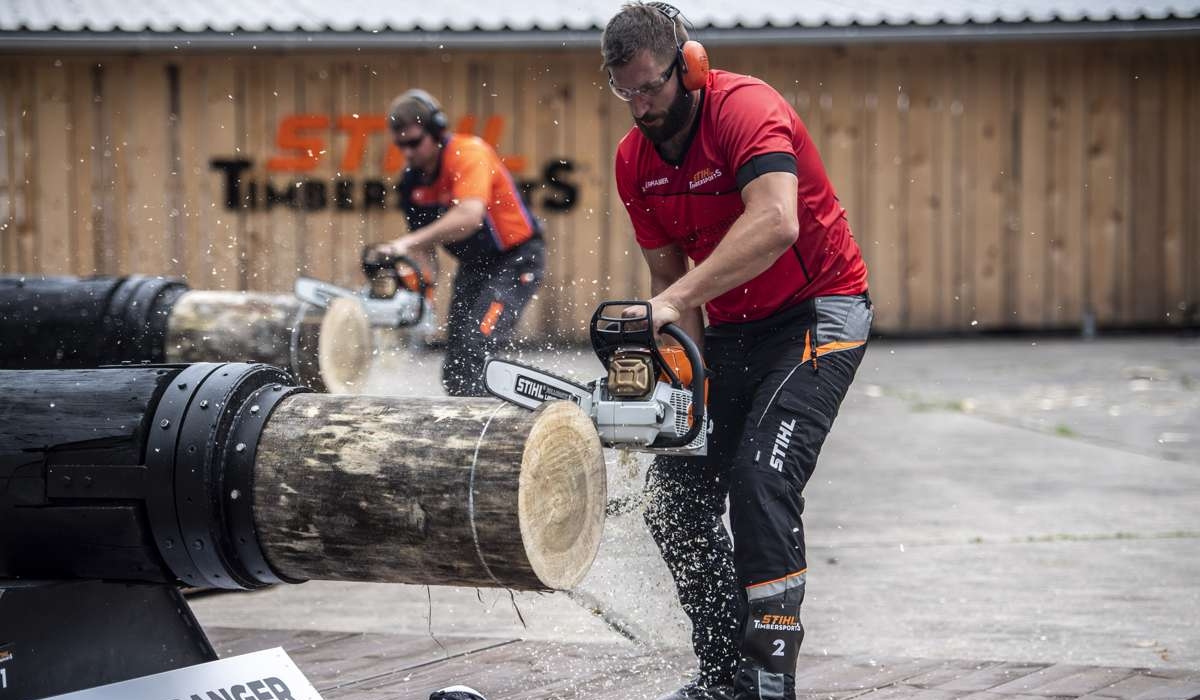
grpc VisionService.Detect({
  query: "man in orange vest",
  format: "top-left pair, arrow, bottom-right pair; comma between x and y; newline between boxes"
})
373,89 -> 545,396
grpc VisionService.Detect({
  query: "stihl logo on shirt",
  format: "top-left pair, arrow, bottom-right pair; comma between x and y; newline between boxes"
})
515,375 -> 579,404
769,418 -> 797,471
643,176 -> 669,190
689,167 -> 723,190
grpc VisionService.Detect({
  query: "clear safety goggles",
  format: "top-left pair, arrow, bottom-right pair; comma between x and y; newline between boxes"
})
608,59 -> 678,102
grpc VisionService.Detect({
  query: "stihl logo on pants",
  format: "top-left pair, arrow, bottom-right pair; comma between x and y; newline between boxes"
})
769,418 -> 797,471
752,613 -> 803,632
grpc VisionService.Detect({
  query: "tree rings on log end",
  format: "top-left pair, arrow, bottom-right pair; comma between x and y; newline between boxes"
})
316,297 -> 372,394
518,400 -> 607,590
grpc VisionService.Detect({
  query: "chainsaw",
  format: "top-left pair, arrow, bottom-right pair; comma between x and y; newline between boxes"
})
485,301 -> 708,455
294,247 -> 434,331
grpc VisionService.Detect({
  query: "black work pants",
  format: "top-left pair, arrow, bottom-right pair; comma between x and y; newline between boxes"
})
442,237 -> 544,397
644,294 -> 872,695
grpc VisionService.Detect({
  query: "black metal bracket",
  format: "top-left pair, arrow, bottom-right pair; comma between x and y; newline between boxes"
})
224,380 -> 307,586
101,276 -> 188,363
145,362 -> 309,590
144,362 -> 226,586
44,464 -> 147,499
0,580 -> 216,700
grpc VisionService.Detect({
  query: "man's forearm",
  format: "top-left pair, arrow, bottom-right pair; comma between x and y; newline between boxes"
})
405,201 -> 485,248
659,207 -> 795,313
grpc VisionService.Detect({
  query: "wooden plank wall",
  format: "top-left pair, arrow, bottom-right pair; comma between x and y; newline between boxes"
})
1,40 -> 1197,340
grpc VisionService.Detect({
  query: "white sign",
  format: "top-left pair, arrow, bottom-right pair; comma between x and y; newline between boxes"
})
44,648 -> 323,700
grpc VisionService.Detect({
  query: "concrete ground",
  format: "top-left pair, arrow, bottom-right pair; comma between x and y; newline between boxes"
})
192,334 -> 1200,678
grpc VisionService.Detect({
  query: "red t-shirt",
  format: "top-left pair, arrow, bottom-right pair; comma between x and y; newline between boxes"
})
615,69 -> 868,325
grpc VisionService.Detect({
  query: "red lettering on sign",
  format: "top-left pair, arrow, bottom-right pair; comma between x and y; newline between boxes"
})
336,115 -> 389,172
266,115 -> 330,172
265,113 -> 525,174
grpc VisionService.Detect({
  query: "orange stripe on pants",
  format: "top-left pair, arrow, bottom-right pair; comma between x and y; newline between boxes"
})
802,333 -> 866,364
480,301 -> 504,336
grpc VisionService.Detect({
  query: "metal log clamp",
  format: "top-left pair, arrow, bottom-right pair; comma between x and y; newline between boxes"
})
145,362 -> 308,590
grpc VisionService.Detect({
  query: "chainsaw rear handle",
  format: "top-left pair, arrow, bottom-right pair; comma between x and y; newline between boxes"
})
590,301 -> 706,449
655,321 -> 706,449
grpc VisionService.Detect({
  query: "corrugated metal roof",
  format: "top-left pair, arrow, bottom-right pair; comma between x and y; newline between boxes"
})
0,0 -> 1197,50
2,0 -> 1198,33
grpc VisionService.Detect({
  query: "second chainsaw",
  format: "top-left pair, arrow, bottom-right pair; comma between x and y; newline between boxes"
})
294,246 -> 435,333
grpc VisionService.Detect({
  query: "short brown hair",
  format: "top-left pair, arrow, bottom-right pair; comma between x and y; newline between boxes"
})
601,2 -> 689,70
387,89 -> 444,134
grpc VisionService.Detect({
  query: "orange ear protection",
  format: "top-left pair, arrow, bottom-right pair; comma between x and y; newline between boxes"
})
678,40 -> 709,91
648,2 -> 710,92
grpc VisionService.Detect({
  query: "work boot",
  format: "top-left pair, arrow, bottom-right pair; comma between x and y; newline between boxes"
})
733,588 -> 805,700
656,678 -> 735,700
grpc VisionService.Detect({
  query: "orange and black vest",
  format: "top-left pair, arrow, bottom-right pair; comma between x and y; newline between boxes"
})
399,134 -> 541,262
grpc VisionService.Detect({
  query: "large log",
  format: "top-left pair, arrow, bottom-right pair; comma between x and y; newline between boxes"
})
0,275 -> 372,392
0,364 -> 605,591
165,291 -> 371,393
255,396 -> 606,590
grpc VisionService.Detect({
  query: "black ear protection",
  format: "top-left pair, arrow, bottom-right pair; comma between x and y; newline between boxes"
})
646,2 -> 710,91
398,88 -> 449,140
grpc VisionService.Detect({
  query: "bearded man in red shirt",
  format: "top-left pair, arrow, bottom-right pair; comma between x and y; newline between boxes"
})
603,4 -> 874,699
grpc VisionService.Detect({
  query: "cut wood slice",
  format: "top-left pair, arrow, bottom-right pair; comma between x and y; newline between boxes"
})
315,296 -> 372,394
518,400 -> 607,590
252,395 -> 606,591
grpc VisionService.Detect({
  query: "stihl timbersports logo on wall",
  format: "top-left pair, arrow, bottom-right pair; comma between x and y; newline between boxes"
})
210,113 -> 578,213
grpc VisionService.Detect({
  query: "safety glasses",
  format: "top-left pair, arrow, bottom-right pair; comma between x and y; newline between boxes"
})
608,59 -> 678,102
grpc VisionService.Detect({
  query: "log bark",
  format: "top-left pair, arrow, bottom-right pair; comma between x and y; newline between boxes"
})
164,291 -> 371,393
253,395 -> 606,591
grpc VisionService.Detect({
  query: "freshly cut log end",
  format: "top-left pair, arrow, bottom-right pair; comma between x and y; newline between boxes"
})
519,401 -> 606,590
315,296 -> 372,394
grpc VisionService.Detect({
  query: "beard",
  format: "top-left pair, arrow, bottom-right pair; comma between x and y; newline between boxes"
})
635,84 -> 695,145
